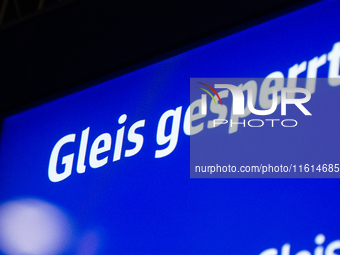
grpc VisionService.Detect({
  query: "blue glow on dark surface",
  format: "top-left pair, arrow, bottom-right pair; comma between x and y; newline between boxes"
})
1,0 -> 340,254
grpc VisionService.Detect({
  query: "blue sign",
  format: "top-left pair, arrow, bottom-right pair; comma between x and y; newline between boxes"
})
1,0 -> 340,254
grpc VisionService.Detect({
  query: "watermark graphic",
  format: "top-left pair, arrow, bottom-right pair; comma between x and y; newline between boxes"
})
197,82 -> 223,106
189,78 -> 339,179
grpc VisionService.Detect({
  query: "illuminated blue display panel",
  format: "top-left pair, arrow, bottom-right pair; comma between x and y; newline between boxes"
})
1,0 -> 340,254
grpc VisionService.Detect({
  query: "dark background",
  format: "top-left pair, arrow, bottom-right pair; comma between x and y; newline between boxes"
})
0,0 -> 318,116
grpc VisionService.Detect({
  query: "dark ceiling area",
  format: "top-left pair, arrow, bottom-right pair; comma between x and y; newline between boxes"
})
0,0 -> 318,116
0,0 -> 78,26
